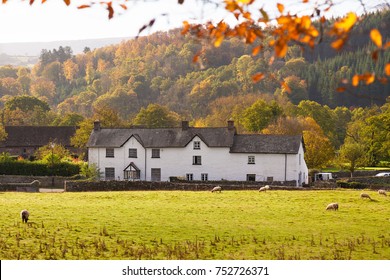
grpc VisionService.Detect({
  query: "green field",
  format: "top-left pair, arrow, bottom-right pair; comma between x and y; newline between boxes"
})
0,190 -> 389,260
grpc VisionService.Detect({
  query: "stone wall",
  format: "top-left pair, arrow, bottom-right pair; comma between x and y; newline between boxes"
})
0,175 -> 70,188
65,180 -> 298,192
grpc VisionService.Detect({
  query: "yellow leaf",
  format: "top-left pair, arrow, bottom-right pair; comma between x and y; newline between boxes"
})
334,12 -> 357,32
237,0 -> 251,4
277,3 -> 284,13
352,75 -> 360,87
252,73 -> 264,83
214,35 -> 224,47
370,29 -> 382,48
385,63 -> 390,76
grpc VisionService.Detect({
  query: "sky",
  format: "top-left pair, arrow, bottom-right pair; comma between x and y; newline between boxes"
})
0,0 -> 386,43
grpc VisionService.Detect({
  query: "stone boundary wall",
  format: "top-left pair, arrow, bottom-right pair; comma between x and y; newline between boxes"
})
0,175 -> 72,188
65,180 -> 298,192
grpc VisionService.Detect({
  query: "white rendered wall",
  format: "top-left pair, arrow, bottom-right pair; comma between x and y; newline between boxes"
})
89,136 -> 309,185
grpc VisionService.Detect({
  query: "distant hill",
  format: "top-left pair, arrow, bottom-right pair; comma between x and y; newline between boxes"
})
0,37 -> 129,66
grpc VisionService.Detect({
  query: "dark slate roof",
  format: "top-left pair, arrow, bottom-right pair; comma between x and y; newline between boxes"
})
230,135 -> 303,154
0,126 -> 78,147
87,127 -> 236,148
88,125 -> 303,154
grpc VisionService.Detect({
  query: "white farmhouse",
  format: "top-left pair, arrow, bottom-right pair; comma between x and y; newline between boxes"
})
87,121 -> 309,186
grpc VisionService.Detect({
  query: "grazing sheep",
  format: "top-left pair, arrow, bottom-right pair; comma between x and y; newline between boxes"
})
326,203 -> 339,211
378,189 -> 387,196
360,193 -> 372,200
20,210 -> 29,223
259,185 -> 270,192
211,186 -> 222,193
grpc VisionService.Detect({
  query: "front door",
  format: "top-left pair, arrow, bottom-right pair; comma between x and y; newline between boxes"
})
151,168 -> 161,181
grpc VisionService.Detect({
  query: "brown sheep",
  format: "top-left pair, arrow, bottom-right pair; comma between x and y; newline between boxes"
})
20,210 -> 29,223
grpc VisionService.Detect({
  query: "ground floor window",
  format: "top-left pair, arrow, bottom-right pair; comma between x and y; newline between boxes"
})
246,174 -> 256,182
201,173 -> 208,181
186,173 -> 193,181
105,167 -> 115,180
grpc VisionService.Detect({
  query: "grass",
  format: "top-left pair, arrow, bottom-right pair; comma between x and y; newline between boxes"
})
0,190 -> 389,260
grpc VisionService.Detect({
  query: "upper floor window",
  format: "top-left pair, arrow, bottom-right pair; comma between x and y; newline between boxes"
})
152,149 -> 160,158
193,156 -> 202,165
248,155 -> 255,164
193,141 -> 201,150
106,148 -> 114,158
299,154 -> 302,165
129,148 -> 137,158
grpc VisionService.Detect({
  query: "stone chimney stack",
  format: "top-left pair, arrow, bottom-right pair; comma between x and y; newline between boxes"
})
181,121 -> 189,131
227,120 -> 235,131
94,120 -> 101,132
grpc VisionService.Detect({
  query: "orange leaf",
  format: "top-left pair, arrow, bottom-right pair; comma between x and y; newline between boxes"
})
63,0 -> 70,6
385,63 -> 390,76
252,45 -> 263,56
107,2 -> 114,19
384,42 -> 390,49
331,38 -> 345,51
336,87 -> 346,92
277,3 -> 284,13
78,4 -> 90,9
259,8 -> 269,22
29,0 -> 34,5
365,73 -> 375,85
2,0 -> 7,4
120,4 -> 127,10
252,73 -> 264,83
352,75 -> 360,86
275,40 -> 288,58
370,29 -> 382,48
282,81 -> 291,93
372,50 -> 379,61
377,77 -> 388,84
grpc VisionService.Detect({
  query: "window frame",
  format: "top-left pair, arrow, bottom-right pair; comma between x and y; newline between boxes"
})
193,141 -> 201,150
201,173 -> 208,181
128,148 -> 137,158
106,148 -> 114,158
193,155 -> 202,165
248,155 -> 255,164
105,167 -> 115,180
151,149 -> 160,158
186,173 -> 193,181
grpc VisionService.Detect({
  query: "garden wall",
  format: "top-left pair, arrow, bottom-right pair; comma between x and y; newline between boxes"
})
64,180 -> 298,192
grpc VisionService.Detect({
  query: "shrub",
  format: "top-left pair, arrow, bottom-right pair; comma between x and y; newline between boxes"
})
0,161 -> 80,176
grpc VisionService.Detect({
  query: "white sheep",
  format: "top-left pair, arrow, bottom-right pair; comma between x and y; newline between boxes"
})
259,185 -> 270,192
360,193 -> 372,200
378,189 -> 387,196
326,203 -> 339,211
20,210 -> 29,223
211,186 -> 222,193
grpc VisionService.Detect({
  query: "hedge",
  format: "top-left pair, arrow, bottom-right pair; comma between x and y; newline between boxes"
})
0,161 -> 80,177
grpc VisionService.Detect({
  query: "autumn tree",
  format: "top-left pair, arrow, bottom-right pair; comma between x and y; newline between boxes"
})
133,104 -> 180,128
241,99 -> 283,132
